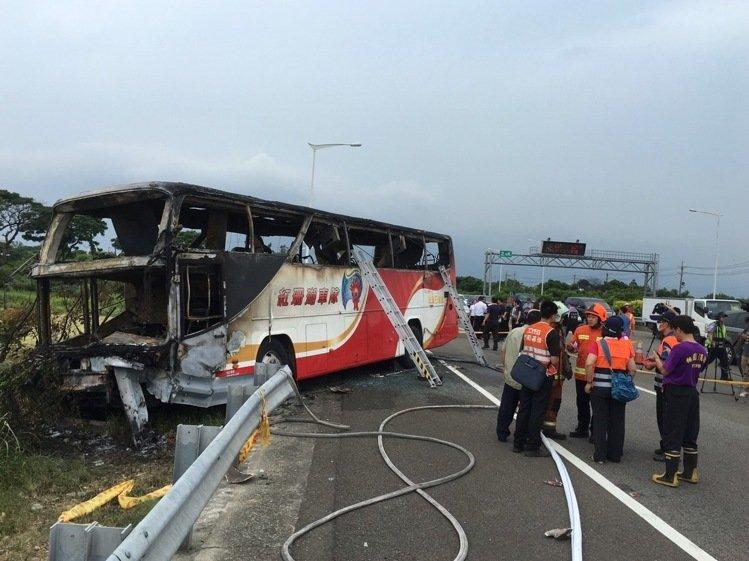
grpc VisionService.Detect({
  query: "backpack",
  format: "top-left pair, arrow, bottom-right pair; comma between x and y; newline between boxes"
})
599,339 -> 639,403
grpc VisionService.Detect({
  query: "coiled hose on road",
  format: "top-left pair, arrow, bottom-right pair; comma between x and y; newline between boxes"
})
272,375 -> 582,561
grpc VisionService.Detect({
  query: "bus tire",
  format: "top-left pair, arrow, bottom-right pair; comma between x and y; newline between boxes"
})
397,321 -> 423,369
256,337 -> 294,376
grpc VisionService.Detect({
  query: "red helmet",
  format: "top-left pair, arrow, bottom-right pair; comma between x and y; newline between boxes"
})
585,303 -> 607,323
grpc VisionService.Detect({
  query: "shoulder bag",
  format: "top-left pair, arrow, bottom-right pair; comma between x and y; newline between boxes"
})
600,339 -> 639,403
510,337 -> 547,391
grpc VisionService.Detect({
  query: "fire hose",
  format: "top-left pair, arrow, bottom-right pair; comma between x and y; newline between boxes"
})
273,379 -> 583,561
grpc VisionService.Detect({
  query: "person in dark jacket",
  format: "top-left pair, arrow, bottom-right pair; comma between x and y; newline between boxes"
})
482,297 -> 503,350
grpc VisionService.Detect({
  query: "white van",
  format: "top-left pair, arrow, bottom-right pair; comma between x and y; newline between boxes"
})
642,297 -> 742,337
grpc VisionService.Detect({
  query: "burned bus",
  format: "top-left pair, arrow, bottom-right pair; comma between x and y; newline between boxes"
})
32,182 -> 458,434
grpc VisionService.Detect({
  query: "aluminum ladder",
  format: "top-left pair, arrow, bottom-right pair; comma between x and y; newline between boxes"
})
352,247 -> 442,387
439,265 -> 488,367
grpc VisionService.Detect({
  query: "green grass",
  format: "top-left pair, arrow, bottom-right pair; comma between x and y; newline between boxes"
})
0,450 -> 91,557
147,403 -> 226,435
0,440 -> 172,561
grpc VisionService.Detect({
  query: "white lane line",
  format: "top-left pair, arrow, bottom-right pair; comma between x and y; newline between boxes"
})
440,361 -> 718,561
637,385 -> 657,396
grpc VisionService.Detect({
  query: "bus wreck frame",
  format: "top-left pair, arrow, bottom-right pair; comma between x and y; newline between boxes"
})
33,182 -> 456,436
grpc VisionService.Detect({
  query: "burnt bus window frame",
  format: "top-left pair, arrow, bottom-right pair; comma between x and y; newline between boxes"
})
40,192 -> 171,265
178,257 -> 225,337
301,216 -> 351,266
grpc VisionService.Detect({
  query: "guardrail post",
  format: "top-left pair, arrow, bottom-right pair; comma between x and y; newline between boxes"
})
173,424 -> 222,551
106,366 -> 296,561
48,521 -> 132,561
225,363 -> 283,424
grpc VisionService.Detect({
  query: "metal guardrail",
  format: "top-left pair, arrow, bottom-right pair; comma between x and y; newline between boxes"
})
104,366 -> 296,561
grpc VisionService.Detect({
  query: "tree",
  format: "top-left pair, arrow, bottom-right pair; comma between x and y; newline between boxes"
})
0,190 -> 46,252
23,206 -> 107,258
456,275 -> 483,294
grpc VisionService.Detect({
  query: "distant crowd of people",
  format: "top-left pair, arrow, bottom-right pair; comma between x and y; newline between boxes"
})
492,299 -> 708,488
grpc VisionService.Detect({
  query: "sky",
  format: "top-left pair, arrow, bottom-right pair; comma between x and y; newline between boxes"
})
1,1 -> 747,297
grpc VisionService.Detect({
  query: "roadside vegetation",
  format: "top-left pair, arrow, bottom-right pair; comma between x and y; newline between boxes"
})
457,275 -> 746,317
0,189 -> 222,561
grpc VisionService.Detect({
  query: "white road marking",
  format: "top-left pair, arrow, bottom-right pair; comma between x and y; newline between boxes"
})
637,385 -> 657,396
440,360 -> 718,561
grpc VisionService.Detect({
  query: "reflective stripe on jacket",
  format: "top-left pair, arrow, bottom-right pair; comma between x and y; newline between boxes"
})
521,321 -> 554,367
592,337 -> 632,390
571,325 -> 602,380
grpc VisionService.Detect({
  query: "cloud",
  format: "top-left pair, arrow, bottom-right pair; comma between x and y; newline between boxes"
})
0,143 -> 308,204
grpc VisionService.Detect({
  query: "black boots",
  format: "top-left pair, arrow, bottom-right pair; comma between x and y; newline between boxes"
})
677,449 -> 699,484
652,453 -> 680,487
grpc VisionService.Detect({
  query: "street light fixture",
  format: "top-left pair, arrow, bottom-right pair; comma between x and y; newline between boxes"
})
688,208 -> 722,299
308,143 -> 362,207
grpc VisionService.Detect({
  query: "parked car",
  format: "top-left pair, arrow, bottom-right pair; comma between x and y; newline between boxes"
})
723,310 -> 748,368
564,296 -> 614,319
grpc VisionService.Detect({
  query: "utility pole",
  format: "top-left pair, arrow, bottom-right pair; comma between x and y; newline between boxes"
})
678,261 -> 685,296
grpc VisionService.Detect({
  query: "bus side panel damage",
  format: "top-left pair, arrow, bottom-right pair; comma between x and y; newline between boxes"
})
32,182 -> 457,438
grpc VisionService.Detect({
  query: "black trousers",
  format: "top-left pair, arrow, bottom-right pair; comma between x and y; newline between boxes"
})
591,392 -> 626,462
655,389 -> 665,451
574,379 -> 591,432
483,324 -> 500,349
471,316 -> 484,333
496,383 -> 521,439
704,345 -> 730,378
513,376 -> 553,451
662,385 -> 699,454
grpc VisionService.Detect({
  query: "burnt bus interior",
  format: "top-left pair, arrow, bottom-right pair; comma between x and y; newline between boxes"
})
36,184 -> 453,359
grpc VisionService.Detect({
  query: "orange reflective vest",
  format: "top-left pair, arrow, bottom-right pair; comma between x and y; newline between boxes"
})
654,334 -> 678,389
592,337 -> 633,390
521,321 -> 554,367
570,325 -> 602,381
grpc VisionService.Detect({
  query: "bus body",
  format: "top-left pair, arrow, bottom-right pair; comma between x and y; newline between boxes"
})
32,182 -> 457,432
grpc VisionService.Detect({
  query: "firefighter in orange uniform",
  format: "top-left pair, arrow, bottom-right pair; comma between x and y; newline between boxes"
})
542,313 -> 572,440
585,316 -> 637,464
643,309 -> 679,462
567,304 -> 606,439
513,301 -> 561,457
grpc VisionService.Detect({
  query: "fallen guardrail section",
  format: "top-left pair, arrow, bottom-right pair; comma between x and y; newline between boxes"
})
48,364 -> 295,561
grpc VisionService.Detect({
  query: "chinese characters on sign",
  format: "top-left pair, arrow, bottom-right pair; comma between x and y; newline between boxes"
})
277,286 -> 341,307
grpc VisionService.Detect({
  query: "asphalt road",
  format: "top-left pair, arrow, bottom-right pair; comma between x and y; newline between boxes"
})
184,334 -> 748,561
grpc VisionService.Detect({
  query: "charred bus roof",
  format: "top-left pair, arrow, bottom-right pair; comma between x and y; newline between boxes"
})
52,181 -> 452,242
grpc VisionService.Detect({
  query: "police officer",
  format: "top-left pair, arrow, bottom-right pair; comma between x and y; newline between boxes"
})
584,316 -> 637,464
703,312 -> 730,380
513,300 -> 561,457
482,297 -> 503,350
567,304 -> 605,439
643,310 -> 679,462
652,315 -> 707,487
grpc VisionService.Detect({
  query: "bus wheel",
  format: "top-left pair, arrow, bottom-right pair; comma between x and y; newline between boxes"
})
257,338 -> 293,373
397,321 -> 423,368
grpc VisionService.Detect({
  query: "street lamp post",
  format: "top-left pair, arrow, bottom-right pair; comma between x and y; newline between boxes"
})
689,208 -> 722,299
308,143 -> 362,207
527,239 -> 545,296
